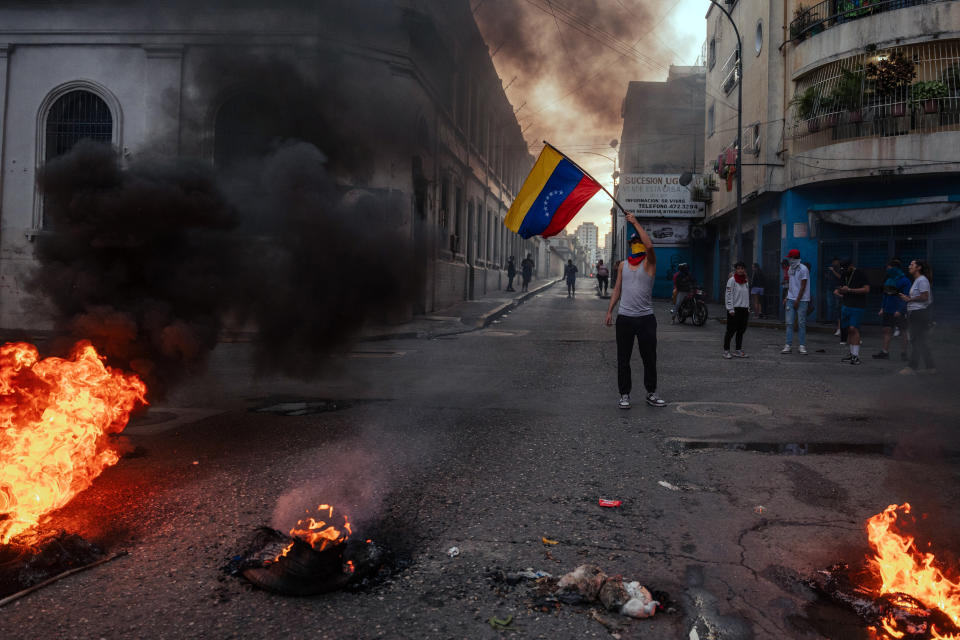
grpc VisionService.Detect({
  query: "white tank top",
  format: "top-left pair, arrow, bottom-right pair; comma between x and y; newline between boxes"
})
618,264 -> 655,317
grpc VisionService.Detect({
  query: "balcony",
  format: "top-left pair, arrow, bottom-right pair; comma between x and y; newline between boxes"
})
789,0 -> 957,42
720,48 -> 740,95
790,41 -> 960,151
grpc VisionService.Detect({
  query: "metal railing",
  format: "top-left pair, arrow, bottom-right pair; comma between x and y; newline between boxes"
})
790,41 -> 960,148
790,0 -> 957,42
720,47 -> 740,95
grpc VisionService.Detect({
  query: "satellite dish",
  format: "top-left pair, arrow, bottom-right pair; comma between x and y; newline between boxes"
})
678,172 -> 693,187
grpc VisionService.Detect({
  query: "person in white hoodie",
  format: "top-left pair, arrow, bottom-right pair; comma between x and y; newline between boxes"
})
723,262 -> 751,358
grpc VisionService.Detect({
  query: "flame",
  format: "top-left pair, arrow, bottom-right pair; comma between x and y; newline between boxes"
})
0,341 -> 147,543
273,503 -> 352,560
867,503 -> 960,639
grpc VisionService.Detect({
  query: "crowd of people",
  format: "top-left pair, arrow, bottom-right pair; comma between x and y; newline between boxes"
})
727,249 -> 935,374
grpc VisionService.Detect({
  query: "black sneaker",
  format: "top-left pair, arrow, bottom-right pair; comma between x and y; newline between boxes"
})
646,393 -> 667,407
841,353 -> 853,362
872,351 -> 889,359
850,355 -> 862,365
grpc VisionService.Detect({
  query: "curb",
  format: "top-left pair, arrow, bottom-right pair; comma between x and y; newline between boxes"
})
475,280 -> 558,329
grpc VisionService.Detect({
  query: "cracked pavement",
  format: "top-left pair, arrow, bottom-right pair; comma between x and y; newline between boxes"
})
1,280 -> 958,639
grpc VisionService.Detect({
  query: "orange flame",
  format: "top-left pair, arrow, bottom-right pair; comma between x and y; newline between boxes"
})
0,341 -> 147,543
273,504 -> 352,560
867,503 -> 960,639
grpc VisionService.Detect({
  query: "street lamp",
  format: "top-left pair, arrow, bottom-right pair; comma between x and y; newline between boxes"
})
708,0 -> 743,266
582,141 -> 619,263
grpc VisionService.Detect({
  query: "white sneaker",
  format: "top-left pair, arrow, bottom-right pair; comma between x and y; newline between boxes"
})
723,351 -> 733,359
834,329 -> 841,336
780,345 -> 791,354
619,394 -> 630,409
893,328 -> 901,337
798,345 -> 808,355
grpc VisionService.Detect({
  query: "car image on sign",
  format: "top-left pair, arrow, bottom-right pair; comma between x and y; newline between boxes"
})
651,228 -> 674,239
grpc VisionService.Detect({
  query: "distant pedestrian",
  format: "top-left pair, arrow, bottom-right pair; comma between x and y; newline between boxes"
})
749,262 -> 765,317
836,257 -> 870,366
781,249 -> 810,355
873,259 -> 910,361
564,260 -> 578,297
506,256 -> 516,292
605,216 -> 666,410
899,259 -> 934,375
825,257 -> 842,330
521,253 -> 534,292
596,260 -> 609,295
723,262 -> 751,359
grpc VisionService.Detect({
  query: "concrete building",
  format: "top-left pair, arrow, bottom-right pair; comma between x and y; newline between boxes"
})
0,0 -> 538,330
702,0 -> 960,321
615,65 -> 707,297
574,221 -> 599,269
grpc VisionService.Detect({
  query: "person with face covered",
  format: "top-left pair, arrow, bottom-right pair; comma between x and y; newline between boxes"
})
723,262 -> 751,358
781,249 -> 810,355
605,214 -> 666,409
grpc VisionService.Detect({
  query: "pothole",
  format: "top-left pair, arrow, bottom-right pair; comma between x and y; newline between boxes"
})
252,400 -> 355,416
674,402 -> 772,419
675,440 -> 895,456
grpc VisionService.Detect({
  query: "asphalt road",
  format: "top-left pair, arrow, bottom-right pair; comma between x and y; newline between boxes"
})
2,281 -> 959,639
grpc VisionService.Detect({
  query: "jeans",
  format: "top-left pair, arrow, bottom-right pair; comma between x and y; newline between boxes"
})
785,300 -> 808,346
825,290 -> 839,323
616,314 -> 658,395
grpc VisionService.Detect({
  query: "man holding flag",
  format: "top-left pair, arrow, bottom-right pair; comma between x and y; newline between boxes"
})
503,142 -> 665,408
605,215 -> 666,409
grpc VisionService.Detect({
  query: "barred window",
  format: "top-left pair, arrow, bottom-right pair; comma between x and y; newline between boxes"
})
44,90 -> 113,161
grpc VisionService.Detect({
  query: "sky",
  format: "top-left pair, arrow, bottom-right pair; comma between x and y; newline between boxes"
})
474,0 -> 708,247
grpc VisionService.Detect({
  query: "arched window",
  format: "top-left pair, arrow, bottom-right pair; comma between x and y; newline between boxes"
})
44,90 -> 113,161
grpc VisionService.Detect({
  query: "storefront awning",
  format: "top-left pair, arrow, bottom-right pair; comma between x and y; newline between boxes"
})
811,196 -> 960,226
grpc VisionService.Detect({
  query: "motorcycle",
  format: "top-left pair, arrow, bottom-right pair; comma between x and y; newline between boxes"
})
676,288 -> 709,326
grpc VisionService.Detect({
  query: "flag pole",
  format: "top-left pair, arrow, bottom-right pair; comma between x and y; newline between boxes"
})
542,141 -> 630,217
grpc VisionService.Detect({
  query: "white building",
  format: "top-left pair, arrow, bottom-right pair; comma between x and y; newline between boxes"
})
0,0 -> 537,330
574,221 -> 599,266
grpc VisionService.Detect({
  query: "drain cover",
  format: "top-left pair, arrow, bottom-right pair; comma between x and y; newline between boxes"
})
674,402 -> 772,419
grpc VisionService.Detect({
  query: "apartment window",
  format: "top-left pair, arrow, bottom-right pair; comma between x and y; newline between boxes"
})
708,38 -> 716,71
707,104 -> 715,138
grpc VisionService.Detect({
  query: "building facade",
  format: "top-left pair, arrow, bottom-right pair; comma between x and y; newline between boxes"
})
702,0 -> 960,321
574,221 -> 599,269
0,0 -> 538,330
616,65 -> 707,297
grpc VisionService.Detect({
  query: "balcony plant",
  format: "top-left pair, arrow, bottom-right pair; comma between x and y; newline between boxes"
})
829,69 -> 865,122
790,85 -> 821,132
790,5 -> 812,41
866,51 -> 915,116
910,80 -> 948,114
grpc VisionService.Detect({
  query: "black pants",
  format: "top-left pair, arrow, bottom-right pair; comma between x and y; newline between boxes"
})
507,275 -> 515,290
597,275 -> 608,293
616,314 -> 657,395
908,309 -> 934,369
723,307 -> 749,350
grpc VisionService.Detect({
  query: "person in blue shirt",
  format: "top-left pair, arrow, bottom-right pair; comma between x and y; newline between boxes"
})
873,258 -> 911,360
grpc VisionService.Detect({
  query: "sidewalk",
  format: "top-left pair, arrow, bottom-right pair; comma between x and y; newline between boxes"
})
359,278 -> 559,341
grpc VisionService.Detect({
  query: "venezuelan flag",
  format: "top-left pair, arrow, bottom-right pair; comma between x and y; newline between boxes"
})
504,144 -> 601,239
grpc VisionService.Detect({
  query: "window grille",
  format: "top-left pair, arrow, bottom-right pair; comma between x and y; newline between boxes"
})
45,90 -> 112,161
